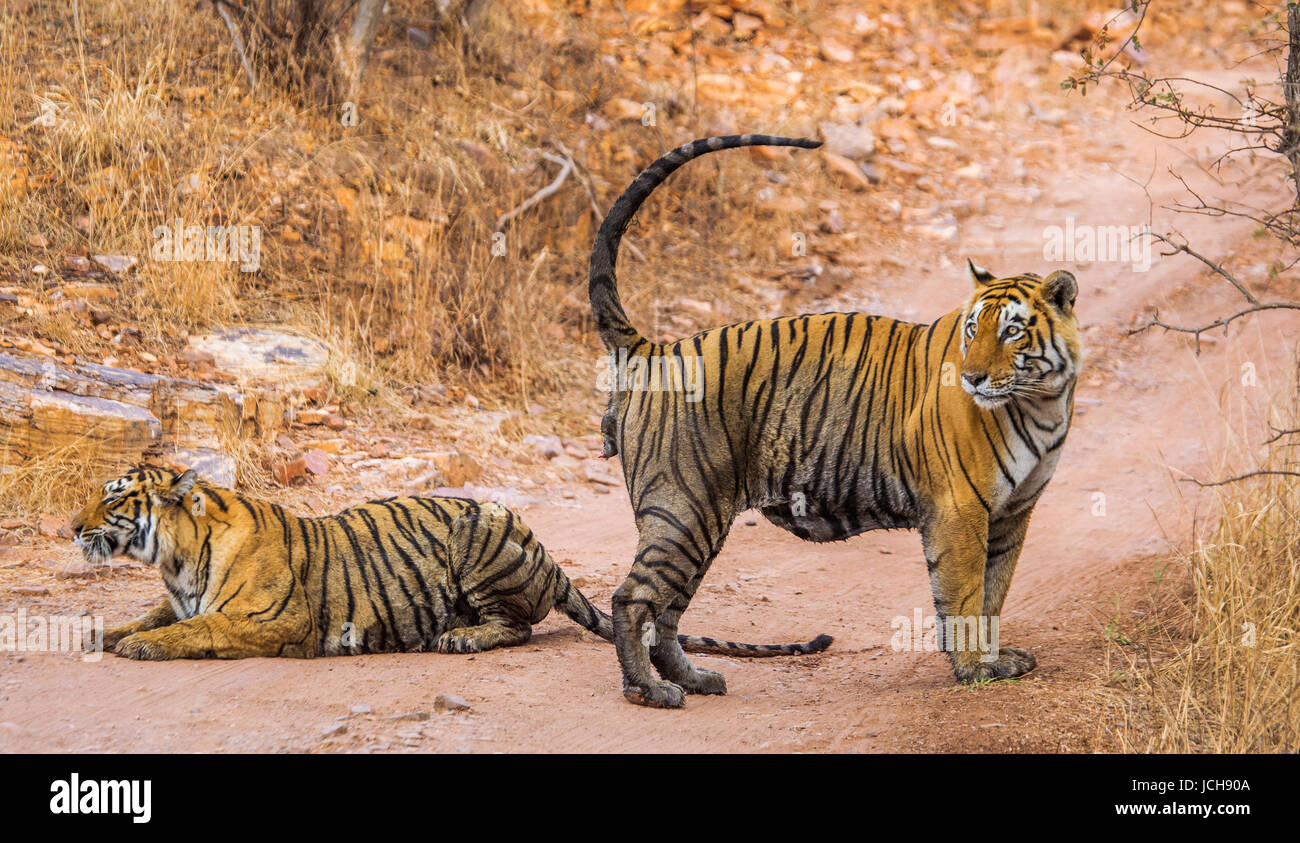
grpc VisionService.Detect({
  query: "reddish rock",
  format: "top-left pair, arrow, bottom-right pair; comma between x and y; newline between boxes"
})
55,561 -> 97,579
37,514 -> 68,538
274,459 -> 307,486
303,449 -> 330,476
295,409 -> 329,426
583,460 -> 622,487
434,693 -> 470,713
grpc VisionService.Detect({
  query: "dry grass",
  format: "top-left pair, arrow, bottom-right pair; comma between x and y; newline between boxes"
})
0,441 -> 108,519
0,0 -> 811,406
0,0 -> 826,512
1107,396 -> 1300,752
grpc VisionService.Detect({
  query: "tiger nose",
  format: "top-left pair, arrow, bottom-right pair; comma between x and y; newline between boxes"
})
963,373 -> 987,387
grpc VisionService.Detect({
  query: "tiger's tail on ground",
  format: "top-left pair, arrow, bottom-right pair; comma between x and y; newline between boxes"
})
676,632 -> 834,657
553,567 -> 833,657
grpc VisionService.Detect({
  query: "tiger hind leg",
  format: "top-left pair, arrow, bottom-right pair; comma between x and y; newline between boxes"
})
436,619 -> 531,654
441,502 -> 555,655
648,564 -> 727,696
613,514 -> 733,708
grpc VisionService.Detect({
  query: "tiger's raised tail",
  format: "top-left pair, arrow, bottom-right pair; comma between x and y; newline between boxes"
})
587,134 -> 822,352
552,565 -> 833,658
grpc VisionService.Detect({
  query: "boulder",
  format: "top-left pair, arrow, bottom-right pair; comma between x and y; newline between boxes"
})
0,350 -> 276,477
185,328 -> 329,390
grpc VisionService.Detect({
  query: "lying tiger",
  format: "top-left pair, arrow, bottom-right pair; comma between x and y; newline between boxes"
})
70,467 -> 832,661
589,135 -> 1082,707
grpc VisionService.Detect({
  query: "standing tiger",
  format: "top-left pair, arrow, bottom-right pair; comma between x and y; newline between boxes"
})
70,467 -> 831,660
590,135 -> 1081,708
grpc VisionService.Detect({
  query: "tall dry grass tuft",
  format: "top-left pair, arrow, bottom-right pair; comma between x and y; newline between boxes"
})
1111,392 -> 1300,752
0,441 -> 108,519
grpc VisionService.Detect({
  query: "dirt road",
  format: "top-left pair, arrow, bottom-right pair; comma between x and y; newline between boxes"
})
2,73 -> 1296,753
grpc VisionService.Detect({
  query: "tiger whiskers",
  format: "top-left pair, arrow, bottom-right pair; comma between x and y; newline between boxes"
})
75,529 -> 113,566
1010,381 -> 1071,400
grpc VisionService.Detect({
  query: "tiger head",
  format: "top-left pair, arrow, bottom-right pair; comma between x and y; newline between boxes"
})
958,260 -> 1081,410
71,468 -> 197,566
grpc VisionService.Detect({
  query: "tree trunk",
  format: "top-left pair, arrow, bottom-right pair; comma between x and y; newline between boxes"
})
1284,2 -> 1300,206
333,0 -> 385,106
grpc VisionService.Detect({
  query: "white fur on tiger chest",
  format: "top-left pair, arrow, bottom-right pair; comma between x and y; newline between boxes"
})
993,424 -> 1066,517
995,442 -> 1062,514
989,399 -> 1070,517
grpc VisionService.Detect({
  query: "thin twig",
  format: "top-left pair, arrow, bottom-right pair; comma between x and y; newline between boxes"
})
495,152 -> 573,230
1146,232 -> 1260,305
213,1 -> 257,89
1182,470 -> 1300,487
1265,426 -> 1300,445
552,140 -> 646,262
1084,1 -> 1152,80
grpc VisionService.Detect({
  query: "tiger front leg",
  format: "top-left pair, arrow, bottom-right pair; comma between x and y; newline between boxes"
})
114,612 -> 312,660
87,600 -> 176,651
979,505 -> 1038,676
921,506 -> 1032,682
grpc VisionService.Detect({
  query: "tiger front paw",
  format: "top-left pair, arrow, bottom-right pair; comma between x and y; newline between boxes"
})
114,632 -> 178,661
83,625 -> 131,653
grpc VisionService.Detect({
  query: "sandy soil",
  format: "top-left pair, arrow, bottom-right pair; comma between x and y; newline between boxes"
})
2,67 -> 1297,753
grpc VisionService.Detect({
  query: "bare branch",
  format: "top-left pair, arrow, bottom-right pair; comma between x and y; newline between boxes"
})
1265,426 -> 1300,445
552,140 -> 646,262
1145,232 -> 1260,304
1129,303 -> 1300,352
213,1 -> 257,89
1182,469 -> 1300,487
495,152 -> 574,230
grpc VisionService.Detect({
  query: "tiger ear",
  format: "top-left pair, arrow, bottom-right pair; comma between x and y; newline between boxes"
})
162,470 -> 197,505
1041,270 -> 1078,312
967,259 -> 996,287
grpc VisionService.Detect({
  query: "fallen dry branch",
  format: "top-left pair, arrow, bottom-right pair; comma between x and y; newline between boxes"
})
553,139 -> 646,262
